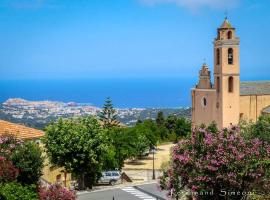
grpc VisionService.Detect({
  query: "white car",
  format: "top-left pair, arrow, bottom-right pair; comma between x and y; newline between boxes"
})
98,171 -> 121,185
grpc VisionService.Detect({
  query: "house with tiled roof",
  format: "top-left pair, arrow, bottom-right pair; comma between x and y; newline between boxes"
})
0,120 -> 44,139
0,120 -> 72,188
191,18 -> 270,128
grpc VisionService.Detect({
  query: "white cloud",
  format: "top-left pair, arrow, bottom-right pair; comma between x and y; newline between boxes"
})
140,0 -> 240,11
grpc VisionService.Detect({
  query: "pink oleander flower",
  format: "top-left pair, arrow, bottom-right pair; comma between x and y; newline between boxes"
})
158,126 -> 270,200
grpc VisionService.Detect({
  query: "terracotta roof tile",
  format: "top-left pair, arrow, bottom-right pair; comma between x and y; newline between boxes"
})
0,120 -> 44,139
220,18 -> 233,29
240,81 -> 270,96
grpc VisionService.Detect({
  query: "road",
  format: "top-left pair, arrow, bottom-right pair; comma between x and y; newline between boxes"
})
77,183 -> 167,200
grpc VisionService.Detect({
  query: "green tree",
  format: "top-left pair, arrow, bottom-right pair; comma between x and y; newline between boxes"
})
174,117 -> 191,139
12,141 -> 44,185
99,97 -> 119,128
134,120 -> 158,148
244,115 -> 270,143
156,111 -> 165,126
43,117 -> 110,189
165,115 -> 177,133
105,127 -> 138,169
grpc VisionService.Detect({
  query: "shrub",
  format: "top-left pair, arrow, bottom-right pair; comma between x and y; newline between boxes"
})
0,182 -> 38,200
12,141 -> 44,185
39,184 -> 76,200
0,134 -> 22,159
0,157 -> 18,183
159,126 -> 270,200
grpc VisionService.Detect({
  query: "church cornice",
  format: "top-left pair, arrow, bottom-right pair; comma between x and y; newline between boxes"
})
214,73 -> 239,76
214,39 -> 240,46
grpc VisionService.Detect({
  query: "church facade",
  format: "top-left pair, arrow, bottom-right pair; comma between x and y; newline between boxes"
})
191,18 -> 270,129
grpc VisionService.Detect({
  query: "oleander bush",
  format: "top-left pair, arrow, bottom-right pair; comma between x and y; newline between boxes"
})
159,126 -> 270,200
0,157 -> 18,183
39,184 -> 76,200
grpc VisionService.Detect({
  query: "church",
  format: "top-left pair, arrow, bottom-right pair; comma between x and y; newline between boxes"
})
191,18 -> 270,129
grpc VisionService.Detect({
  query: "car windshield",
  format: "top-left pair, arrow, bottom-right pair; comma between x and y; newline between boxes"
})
105,172 -> 112,176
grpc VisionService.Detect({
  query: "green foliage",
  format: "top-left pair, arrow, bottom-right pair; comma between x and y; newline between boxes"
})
43,116 -> 110,189
156,111 -> 165,126
206,121 -> 218,133
11,141 -> 44,185
99,97 -> 119,128
105,127 -> 138,169
133,120 -> 158,147
246,115 -> 270,143
124,126 -> 151,158
165,116 -> 191,142
0,182 -> 38,200
174,117 -> 191,139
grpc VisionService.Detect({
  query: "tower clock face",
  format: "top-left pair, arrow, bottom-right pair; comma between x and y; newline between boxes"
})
201,97 -> 207,107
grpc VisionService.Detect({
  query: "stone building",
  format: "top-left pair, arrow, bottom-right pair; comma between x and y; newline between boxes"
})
191,18 -> 270,129
0,120 -> 72,188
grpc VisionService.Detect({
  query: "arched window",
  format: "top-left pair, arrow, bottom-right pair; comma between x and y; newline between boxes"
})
201,97 -> 207,107
216,76 -> 220,93
228,76 -> 233,93
227,31 -> 232,39
228,48 -> 233,65
216,48 -> 220,65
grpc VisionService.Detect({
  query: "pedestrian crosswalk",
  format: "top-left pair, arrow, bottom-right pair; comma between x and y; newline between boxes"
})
122,187 -> 156,200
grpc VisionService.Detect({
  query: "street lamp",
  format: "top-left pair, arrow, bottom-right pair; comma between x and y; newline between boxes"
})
152,147 -> 156,180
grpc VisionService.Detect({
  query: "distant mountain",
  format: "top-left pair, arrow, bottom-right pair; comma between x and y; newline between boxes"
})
0,98 -> 191,130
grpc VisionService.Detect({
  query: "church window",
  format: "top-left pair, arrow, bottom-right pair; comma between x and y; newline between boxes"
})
216,48 -> 220,65
227,31 -> 232,39
217,77 -> 220,93
201,97 -> 207,107
228,76 -> 233,93
240,113 -> 244,120
228,48 -> 233,65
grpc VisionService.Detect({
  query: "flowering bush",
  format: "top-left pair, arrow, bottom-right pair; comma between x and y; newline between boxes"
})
39,184 -> 76,200
159,126 -> 270,200
0,134 -> 22,159
0,157 -> 18,183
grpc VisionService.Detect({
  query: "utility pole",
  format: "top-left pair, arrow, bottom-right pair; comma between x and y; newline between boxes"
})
152,147 -> 155,180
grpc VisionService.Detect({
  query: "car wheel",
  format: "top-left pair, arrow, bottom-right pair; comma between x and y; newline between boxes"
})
110,180 -> 116,186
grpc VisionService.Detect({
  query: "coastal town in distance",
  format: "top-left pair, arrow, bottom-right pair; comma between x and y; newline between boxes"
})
0,98 -> 191,128
1,1 -> 270,200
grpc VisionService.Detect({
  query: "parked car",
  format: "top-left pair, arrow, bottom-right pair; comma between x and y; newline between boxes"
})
98,171 -> 121,185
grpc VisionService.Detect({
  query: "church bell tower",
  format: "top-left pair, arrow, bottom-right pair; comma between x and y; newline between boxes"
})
214,18 -> 240,128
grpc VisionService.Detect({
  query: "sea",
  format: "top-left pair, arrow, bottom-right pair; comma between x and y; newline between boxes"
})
0,78 -> 196,108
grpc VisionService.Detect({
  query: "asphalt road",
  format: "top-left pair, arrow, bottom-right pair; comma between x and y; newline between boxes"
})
77,183 -> 167,200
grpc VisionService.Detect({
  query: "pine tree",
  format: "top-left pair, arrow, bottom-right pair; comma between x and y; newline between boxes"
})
99,97 -> 119,128
156,111 -> 165,126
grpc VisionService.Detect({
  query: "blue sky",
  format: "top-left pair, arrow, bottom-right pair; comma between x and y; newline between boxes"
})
0,0 -> 269,80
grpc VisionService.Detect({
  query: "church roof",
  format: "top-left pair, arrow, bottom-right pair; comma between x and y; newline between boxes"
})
263,106 -> 270,114
240,81 -> 270,96
220,18 -> 233,29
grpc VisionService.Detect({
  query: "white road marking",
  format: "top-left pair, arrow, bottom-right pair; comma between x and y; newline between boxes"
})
122,187 -> 155,200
